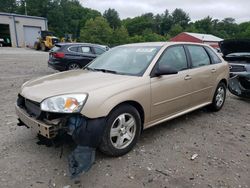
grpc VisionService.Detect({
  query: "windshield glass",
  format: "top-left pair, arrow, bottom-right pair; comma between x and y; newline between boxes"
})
87,46 -> 161,76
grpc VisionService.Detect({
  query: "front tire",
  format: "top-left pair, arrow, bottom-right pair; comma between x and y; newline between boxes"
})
209,82 -> 226,111
41,43 -> 46,51
99,104 -> 141,157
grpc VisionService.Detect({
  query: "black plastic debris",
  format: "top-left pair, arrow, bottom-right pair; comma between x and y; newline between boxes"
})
67,115 -> 106,178
68,146 -> 95,178
228,73 -> 250,98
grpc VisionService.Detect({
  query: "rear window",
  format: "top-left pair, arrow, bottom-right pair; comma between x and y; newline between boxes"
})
50,45 -> 61,52
94,47 -> 106,55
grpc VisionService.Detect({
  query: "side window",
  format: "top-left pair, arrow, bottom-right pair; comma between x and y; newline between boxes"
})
80,46 -> 92,54
158,46 -> 188,71
68,46 -> 78,53
94,47 -> 105,55
187,45 -> 211,68
205,47 -> 222,64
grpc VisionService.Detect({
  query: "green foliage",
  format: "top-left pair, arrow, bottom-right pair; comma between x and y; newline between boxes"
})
80,17 -> 113,45
171,8 -> 190,28
142,29 -> 166,42
103,8 -> 121,29
112,26 -> 129,46
169,24 -> 183,37
123,13 -> 155,36
0,0 -> 17,13
2,1 -> 250,45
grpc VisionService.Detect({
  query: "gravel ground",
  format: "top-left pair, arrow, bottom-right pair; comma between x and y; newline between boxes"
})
0,47 -> 249,188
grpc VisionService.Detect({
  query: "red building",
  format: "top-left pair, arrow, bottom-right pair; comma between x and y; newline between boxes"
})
170,32 -> 223,48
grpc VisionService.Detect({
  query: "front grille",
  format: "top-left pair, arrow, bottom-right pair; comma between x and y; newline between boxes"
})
230,65 -> 246,72
17,95 -> 42,118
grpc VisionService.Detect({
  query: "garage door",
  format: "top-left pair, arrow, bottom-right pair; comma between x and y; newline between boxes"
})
23,26 -> 41,47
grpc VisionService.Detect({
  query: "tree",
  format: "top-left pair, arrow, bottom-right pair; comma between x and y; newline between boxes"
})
112,26 -> 129,46
171,8 -> 190,29
169,24 -> 183,37
193,16 -> 213,34
0,0 -> 17,13
129,35 -> 145,43
160,9 -> 173,35
80,17 -> 113,45
103,8 -> 121,29
142,29 -> 166,42
123,13 -> 155,36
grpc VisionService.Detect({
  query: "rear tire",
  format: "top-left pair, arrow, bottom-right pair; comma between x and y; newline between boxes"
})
34,42 -> 40,50
68,63 -> 81,70
99,104 -> 141,157
209,82 -> 226,111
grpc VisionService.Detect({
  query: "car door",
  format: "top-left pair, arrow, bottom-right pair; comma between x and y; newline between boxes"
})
150,45 -> 193,122
78,46 -> 97,66
185,45 -> 217,107
66,45 -> 81,62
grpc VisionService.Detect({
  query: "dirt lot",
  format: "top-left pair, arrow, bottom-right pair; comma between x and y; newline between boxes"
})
0,47 -> 249,188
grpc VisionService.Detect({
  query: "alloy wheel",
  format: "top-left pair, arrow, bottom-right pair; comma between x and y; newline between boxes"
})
110,113 -> 137,149
215,86 -> 225,108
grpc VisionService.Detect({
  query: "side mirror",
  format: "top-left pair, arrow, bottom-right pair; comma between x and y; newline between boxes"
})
155,65 -> 178,76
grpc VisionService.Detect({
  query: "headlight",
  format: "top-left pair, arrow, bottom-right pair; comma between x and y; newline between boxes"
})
41,94 -> 88,113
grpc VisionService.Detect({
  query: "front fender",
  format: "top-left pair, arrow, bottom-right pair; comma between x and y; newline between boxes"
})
80,79 -> 151,123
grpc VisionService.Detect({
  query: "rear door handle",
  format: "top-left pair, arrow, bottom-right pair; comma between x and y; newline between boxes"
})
184,75 -> 192,80
211,68 -> 217,73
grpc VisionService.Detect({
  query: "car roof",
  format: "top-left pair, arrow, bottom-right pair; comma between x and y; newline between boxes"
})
56,42 -> 108,48
121,42 -> 211,47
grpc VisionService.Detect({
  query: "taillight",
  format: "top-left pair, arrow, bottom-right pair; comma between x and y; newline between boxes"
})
53,52 -> 65,58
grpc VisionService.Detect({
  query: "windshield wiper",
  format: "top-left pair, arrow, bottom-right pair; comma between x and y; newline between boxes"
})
85,67 -> 117,74
93,68 -> 118,74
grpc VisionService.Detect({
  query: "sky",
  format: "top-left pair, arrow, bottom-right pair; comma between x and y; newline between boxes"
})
80,0 -> 250,23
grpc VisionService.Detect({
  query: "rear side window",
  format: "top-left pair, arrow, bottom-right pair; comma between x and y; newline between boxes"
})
205,47 -> 222,64
187,45 -> 210,68
80,46 -> 92,54
68,46 -> 79,53
94,47 -> 105,55
158,46 -> 188,71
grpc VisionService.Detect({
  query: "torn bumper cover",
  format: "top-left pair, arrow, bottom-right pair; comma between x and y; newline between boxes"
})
16,99 -> 106,178
228,73 -> 250,98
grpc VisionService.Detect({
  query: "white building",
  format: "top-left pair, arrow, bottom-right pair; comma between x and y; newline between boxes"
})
0,12 -> 48,47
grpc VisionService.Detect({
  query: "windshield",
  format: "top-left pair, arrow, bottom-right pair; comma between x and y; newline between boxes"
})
86,46 -> 161,76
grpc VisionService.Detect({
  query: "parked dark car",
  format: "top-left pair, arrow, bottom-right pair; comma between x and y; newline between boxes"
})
48,43 -> 109,71
219,39 -> 250,98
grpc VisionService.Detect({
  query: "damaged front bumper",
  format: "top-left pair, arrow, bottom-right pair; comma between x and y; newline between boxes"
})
16,105 -> 62,138
228,73 -> 250,98
16,95 -> 106,178
16,95 -> 106,147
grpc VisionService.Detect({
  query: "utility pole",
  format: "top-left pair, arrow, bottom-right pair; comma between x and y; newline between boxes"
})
24,1 -> 27,15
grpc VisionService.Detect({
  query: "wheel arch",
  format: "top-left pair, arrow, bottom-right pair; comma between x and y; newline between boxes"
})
220,78 -> 228,87
108,100 -> 145,132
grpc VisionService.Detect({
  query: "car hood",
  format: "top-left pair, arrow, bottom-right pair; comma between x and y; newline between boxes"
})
219,39 -> 250,56
20,70 -> 134,102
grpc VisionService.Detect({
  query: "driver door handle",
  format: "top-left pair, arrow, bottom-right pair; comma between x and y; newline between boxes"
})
211,68 -> 217,73
184,75 -> 192,80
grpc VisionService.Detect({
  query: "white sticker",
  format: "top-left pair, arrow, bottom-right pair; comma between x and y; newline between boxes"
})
136,48 -> 156,53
